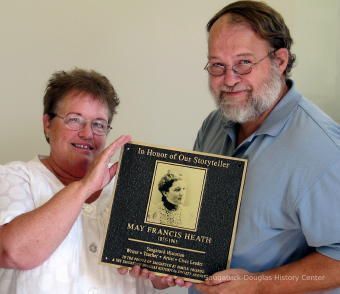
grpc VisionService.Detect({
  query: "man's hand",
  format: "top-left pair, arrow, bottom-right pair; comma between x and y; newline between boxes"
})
195,268 -> 261,294
118,265 -> 192,289
195,254 -> 340,294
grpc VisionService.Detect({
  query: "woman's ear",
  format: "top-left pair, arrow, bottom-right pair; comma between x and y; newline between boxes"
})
43,114 -> 51,142
273,48 -> 289,75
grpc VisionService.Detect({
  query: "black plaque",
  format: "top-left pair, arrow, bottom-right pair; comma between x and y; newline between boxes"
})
101,142 -> 247,282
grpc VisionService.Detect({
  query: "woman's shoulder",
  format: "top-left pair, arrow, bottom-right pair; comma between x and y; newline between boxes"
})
0,159 -> 32,179
147,202 -> 164,221
0,156 -> 60,189
1,157 -> 44,177
179,205 -> 197,227
0,159 -> 41,225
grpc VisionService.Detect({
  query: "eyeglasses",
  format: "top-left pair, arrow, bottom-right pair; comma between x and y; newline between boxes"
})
49,112 -> 112,136
204,51 -> 275,77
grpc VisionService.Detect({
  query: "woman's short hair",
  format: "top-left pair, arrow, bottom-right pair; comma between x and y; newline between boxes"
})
43,68 -> 119,124
158,170 -> 183,195
207,0 -> 296,77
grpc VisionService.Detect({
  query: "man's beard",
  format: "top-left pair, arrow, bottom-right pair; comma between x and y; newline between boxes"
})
214,64 -> 283,123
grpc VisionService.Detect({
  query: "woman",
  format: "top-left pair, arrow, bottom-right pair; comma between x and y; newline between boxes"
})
0,69 -> 189,293
149,170 -> 187,227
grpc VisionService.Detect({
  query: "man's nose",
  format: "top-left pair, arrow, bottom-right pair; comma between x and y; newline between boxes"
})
223,68 -> 241,87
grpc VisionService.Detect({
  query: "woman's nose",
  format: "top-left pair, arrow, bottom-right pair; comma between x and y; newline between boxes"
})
78,122 -> 94,139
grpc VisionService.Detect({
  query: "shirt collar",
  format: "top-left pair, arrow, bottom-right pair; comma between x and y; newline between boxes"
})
255,80 -> 301,137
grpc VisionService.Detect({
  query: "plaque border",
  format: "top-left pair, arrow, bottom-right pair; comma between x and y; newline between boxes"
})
99,141 -> 248,283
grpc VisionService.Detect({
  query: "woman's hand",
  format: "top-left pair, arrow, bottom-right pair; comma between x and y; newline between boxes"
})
118,265 -> 193,289
80,135 -> 131,196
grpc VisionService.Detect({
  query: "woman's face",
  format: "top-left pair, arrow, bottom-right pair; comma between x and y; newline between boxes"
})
164,179 -> 186,206
43,90 -> 109,178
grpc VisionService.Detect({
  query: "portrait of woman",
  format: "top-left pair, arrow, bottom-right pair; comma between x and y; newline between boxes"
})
148,170 -> 187,227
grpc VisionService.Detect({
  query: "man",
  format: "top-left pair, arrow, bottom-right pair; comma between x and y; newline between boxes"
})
190,1 -> 340,293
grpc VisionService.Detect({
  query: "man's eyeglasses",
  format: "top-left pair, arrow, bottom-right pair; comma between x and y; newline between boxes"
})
49,112 -> 112,136
204,51 -> 275,77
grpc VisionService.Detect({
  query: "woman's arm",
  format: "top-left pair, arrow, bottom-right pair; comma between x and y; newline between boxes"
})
0,180 -> 91,269
0,135 -> 130,269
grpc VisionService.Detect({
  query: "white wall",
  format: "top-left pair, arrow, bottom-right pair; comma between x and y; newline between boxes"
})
0,1 -> 338,293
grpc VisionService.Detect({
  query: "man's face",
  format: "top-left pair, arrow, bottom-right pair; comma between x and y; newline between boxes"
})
207,15 -> 284,123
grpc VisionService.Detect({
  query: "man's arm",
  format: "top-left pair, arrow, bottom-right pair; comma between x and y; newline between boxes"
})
195,252 -> 340,294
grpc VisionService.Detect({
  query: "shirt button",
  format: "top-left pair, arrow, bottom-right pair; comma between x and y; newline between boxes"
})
89,243 -> 98,253
83,204 -> 94,214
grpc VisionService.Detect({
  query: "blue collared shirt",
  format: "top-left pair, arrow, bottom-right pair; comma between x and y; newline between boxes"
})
189,81 -> 340,293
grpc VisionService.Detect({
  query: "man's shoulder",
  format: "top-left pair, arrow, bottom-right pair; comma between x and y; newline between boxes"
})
202,109 -> 223,123
199,109 -> 226,133
295,97 -> 339,149
194,109 -> 228,152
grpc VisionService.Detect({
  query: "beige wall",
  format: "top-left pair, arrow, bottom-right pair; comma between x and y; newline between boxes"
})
0,1 -> 338,293
1,0 -> 339,168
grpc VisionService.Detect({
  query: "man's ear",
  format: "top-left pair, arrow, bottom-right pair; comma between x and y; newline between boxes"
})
273,48 -> 289,75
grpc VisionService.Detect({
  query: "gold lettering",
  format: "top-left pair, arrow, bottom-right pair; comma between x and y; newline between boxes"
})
184,233 -> 212,244
146,149 -> 168,159
126,223 -> 145,232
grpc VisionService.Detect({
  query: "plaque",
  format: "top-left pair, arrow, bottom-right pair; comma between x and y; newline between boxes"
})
101,142 -> 247,282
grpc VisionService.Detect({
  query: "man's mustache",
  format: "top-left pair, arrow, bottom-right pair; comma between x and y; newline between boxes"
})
219,84 -> 251,93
